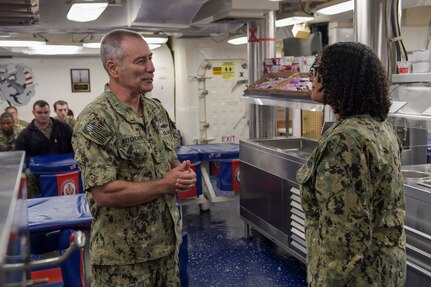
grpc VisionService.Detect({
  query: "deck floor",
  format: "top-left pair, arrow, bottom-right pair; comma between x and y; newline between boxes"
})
182,199 -> 307,287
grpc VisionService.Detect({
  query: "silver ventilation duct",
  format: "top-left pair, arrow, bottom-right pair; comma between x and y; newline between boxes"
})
192,0 -> 278,25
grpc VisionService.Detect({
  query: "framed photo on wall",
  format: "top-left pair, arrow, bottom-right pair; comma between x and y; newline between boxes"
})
70,68 -> 90,92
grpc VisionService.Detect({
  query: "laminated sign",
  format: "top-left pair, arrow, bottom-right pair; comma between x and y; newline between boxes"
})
222,62 -> 235,80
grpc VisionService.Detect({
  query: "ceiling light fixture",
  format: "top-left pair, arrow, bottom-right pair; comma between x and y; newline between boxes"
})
276,16 -> 314,27
67,0 -> 108,22
148,44 -> 161,50
143,36 -> 168,44
276,11 -> 314,28
83,42 -> 100,48
227,36 -> 248,45
83,37 -> 166,49
316,0 -> 354,15
29,45 -> 83,55
0,40 -> 46,47
83,43 -> 162,50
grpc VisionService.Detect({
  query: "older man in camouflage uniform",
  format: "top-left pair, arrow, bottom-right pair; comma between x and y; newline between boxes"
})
72,29 -> 196,287
0,112 -> 23,151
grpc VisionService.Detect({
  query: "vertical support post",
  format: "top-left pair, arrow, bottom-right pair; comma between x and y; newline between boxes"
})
247,11 -> 277,139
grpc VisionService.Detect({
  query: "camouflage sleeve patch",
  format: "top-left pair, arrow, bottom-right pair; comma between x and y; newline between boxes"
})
313,132 -> 372,283
72,112 -> 117,191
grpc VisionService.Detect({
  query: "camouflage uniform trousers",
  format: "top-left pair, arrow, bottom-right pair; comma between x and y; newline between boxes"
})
91,252 -> 180,287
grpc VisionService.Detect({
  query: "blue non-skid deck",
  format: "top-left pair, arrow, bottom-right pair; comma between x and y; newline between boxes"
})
182,199 -> 307,287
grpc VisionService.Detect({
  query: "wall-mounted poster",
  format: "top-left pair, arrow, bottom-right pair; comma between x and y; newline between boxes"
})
70,69 -> 90,92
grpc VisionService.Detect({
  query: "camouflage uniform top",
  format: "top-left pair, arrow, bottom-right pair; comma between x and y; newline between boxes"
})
54,116 -> 76,129
16,119 -> 28,129
0,125 -> 24,152
72,86 -> 181,266
296,115 -> 406,287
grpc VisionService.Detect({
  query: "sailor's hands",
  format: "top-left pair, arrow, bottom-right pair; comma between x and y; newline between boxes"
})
174,160 -> 197,193
164,160 -> 197,193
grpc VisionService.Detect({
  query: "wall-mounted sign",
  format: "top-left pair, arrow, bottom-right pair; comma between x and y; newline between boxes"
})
0,64 -> 35,106
213,67 -> 222,75
222,62 -> 235,80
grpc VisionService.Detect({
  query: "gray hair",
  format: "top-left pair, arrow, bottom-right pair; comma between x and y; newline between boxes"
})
100,29 -> 143,72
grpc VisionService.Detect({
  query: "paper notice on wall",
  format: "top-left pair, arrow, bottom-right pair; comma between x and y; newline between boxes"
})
222,62 -> 235,80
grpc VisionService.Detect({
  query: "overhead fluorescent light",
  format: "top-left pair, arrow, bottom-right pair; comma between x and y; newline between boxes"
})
67,1 -> 108,22
227,36 -> 247,45
83,42 -> 163,50
0,40 -> 46,47
29,45 -> 83,55
276,16 -> 314,27
143,36 -> 168,44
316,0 -> 354,15
148,44 -> 161,50
83,42 -> 100,48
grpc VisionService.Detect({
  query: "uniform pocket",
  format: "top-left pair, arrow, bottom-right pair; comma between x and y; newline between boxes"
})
162,134 -> 178,151
118,141 -> 150,161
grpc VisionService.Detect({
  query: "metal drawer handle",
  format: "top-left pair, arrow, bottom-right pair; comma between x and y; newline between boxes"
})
407,260 -> 431,277
406,243 -> 431,260
405,225 -> 431,241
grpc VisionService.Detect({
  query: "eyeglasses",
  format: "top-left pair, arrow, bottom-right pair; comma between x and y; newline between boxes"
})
309,63 -> 319,77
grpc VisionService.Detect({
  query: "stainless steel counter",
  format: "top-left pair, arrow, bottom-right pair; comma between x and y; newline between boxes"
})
240,138 -> 317,262
400,164 -> 431,286
240,138 -> 431,286
0,151 -> 27,286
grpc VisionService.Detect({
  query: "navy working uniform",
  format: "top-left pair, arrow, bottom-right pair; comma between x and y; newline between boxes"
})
72,86 -> 181,286
297,115 -> 406,287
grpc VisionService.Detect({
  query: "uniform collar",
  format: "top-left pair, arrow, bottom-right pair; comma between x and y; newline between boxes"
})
104,85 -> 150,124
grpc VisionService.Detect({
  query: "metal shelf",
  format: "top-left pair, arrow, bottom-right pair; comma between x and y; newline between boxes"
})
392,73 -> 431,84
242,93 -> 324,111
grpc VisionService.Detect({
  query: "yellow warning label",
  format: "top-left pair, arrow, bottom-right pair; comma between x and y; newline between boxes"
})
222,62 -> 235,80
213,67 -> 222,75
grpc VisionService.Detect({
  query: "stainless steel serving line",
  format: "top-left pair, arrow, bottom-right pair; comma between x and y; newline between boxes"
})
0,151 -> 28,286
400,164 -> 431,286
0,151 -> 87,287
240,138 -> 316,263
240,138 -> 431,286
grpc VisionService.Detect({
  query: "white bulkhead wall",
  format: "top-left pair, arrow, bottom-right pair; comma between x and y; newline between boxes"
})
173,37 -> 248,145
0,45 -> 175,123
